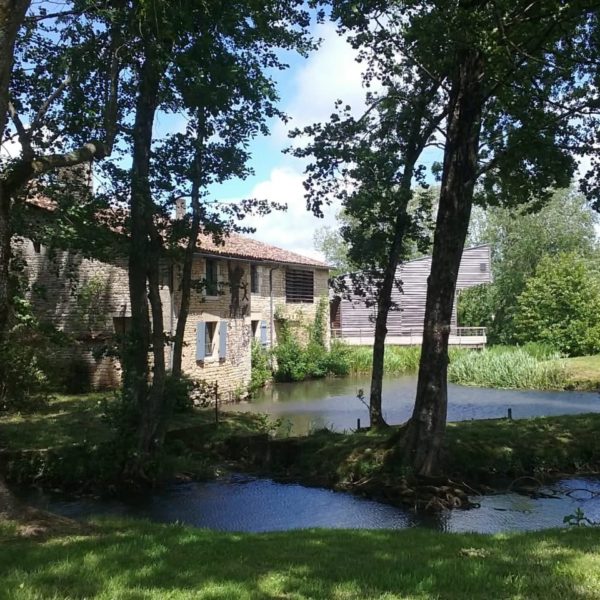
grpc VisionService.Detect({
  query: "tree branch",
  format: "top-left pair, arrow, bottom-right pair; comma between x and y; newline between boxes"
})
7,101 -> 33,159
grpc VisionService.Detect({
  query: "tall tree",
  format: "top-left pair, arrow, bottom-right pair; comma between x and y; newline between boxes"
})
1,1 -> 122,344
115,0 -> 315,476
400,0 -> 599,475
463,189 -> 599,343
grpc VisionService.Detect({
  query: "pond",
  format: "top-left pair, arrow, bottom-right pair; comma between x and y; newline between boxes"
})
223,375 -> 600,434
20,475 -> 600,534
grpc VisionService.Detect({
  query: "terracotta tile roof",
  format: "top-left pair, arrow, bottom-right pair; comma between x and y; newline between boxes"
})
25,195 -> 327,269
196,232 -> 328,268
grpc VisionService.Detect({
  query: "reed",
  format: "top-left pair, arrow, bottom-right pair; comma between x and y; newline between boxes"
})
346,345 -> 423,375
448,346 -> 568,390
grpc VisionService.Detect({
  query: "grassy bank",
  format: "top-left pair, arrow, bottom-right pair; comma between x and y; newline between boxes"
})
345,344 -> 600,391
268,413 -> 600,491
1,517 -> 599,599
0,394 -> 275,487
3,395 -> 600,491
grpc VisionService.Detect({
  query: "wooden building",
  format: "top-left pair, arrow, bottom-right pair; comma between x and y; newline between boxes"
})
331,245 -> 491,347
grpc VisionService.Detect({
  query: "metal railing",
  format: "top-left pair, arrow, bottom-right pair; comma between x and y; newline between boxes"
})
330,326 -> 487,346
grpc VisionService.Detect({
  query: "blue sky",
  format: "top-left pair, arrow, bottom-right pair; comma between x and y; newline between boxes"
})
200,21 -> 379,261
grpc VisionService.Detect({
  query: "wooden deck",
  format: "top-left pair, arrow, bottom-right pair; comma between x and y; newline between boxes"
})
331,327 -> 487,348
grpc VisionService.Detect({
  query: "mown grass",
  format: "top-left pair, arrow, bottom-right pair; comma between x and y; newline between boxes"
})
0,394 -> 269,453
1,517 -> 599,599
563,354 -> 600,390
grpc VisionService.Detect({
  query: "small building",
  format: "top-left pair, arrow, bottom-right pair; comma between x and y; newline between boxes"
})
16,200 -> 329,398
331,244 -> 491,347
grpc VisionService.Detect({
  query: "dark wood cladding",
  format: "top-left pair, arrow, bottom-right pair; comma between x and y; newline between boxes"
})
286,269 -> 315,303
335,245 -> 491,336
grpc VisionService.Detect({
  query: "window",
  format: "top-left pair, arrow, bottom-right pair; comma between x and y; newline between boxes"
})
251,320 -> 259,337
285,269 -> 314,303
113,316 -> 132,336
479,262 -> 487,273
205,259 -> 218,296
33,241 -> 41,254
205,321 -> 216,357
251,265 -> 259,294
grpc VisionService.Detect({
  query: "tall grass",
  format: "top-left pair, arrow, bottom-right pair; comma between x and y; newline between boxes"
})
346,345 -> 423,375
346,342 -> 571,390
448,346 -> 569,390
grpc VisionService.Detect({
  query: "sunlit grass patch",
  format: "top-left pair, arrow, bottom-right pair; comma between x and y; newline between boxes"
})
1,518 -> 600,599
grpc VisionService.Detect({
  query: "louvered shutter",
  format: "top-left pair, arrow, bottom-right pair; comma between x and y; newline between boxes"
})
219,320 -> 228,360
196,322 -> 205,360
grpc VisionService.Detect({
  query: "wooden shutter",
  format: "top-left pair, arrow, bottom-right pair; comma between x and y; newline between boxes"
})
219,320 -> 228,360
196,322 -> 205,360
260,320 -> 268,347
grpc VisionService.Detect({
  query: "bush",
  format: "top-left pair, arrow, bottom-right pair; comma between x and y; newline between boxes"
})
250,340 -> 272,392
272,300 -> 351,382
0,328 -> 53,413
457,283 -> 496,329
514,253 -> 600,356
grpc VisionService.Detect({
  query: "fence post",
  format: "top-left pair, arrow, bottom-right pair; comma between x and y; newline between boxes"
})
215,382 -> 219,425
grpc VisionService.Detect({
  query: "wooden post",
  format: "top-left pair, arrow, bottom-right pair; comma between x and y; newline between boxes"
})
507,407 -> 512,420
357,418 -> 361,431
215,382 -> 219,425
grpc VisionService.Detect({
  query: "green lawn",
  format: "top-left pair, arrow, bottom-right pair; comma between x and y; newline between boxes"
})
564,354 -> 600,390
1,518 -> 599,599
0,393 -> 269,452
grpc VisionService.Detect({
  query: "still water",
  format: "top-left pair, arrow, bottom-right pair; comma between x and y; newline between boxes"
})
21,475 -> 600,534
223,376 -> 600,434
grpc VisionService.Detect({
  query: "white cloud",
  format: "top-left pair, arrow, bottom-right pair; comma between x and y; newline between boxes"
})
275,21 -> 371,141
242,166 -> 341,261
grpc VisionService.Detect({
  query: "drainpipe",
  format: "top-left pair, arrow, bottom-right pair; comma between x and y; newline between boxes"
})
269,266 -> 279,363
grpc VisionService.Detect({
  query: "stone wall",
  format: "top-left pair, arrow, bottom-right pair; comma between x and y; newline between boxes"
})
173,257 -> 252,400
249,264 -> 330,348
15,237 -> 172,390
16,235 -> 330,397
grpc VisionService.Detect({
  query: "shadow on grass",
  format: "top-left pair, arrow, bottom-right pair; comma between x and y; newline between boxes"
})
1,519 -> 599,599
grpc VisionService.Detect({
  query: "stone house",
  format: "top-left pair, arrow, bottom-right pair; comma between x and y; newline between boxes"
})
17,198 -> 330,398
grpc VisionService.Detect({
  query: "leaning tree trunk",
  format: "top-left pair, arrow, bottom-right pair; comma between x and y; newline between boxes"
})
0,0 -> 31,344
123,41 -> 165,479
403,50 -> 484,476
368,167 -> 415,428
172,121 -> 204,378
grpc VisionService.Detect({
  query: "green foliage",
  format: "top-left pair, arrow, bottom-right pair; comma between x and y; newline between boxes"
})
0,336 -> 52,413
467,190 -> 600,343
250,340 -> 271,393
346,345 -> 423,375
448,346 -> 568,390
514,253 -> 600,357
457,283 -> 496,329
273,301 -> 350,382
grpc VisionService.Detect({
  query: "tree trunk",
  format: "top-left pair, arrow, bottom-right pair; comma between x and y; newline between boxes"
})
368,167 -> 415,428
0,0 -> 30,343
122,41 -> 164,478
171,127 -> 204,378
403,50 -> 484,476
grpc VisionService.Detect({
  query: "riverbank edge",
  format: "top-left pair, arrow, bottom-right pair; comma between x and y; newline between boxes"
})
3,398 -> 600,512
166,412 -> 600,511
1,517 -> 599,600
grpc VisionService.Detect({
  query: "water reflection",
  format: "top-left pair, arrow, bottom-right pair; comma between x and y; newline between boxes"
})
20,476 -> 600,534
223,376 -> 600,434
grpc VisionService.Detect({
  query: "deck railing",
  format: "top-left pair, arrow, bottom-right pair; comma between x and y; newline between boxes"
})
330,326 -> 487,346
